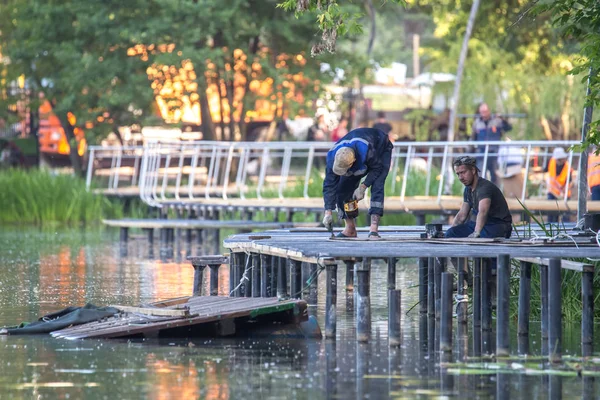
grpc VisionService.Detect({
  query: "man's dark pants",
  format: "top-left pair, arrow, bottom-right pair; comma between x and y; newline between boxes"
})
335,147 -> 392,219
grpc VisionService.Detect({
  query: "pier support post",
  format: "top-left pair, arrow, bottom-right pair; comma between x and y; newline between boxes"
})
289,259 -> 302,299
582,267 -> 594,357
260,254 -> 272,297
419,257 -> 428,314
277,257 -> 288,299
308,263 -> 319,307
245,253 -> 253,298
548,258 -> 562,363
457,258 -> 468,324
388,289 -> 402,346
196,229 -> 203,255
344,260 -> 354,291
144,228 -> 153,258
356,258 -> 371,342
192,265 -> 206,296
473,258 -> 481,357
229,253 -> 236,296
387,257 -> 396,290
540,263 -> 549,353
252,254 -> 261,297
434,257 -> 446,320
209,264 -> 219,296
481,259 -> 492,332
120,227 -> 129,243
186,229 -> 193,257
518,261 -> 532,355
496,254 -> 510,357
427,257 -> 435,317
236,253 -> 247,297
440,272 -> 453,352
325,262 -> 338,339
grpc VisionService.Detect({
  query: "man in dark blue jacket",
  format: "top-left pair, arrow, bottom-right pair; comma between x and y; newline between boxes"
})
322,127 -> 393,238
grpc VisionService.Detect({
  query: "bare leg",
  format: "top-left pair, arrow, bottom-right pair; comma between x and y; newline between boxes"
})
342,218 -> 357,237
370,214 -> 380,233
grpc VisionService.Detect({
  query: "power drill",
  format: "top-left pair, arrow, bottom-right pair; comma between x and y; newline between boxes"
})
343,199 -> 359,219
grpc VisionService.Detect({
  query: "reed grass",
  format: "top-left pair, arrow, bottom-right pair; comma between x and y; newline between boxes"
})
0,169 -> 122,225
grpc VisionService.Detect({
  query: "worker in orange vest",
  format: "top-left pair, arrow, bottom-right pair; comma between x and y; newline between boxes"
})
546,147 -> 572,222
588,147 -> 600,200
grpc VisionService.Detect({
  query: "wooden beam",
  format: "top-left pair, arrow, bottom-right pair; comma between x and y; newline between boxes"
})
109,305 -> 192,317
514,257 -> 594,273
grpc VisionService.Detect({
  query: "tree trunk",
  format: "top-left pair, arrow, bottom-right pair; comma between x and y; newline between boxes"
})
59,114 -> 83,177
561,75 -> 573,140
447,0 -> 481,142
200,90 -> 215,140
539,116 -> 553,141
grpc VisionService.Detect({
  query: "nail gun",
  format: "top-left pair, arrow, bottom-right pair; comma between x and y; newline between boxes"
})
343,199 -> 359,219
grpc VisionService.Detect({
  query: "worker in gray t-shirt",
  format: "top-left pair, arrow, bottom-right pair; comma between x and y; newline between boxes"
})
445,155 -> 512,238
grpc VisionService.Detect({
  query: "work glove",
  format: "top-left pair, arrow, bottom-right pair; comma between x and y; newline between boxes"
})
322,213 -> 333,231
467,231 -> 481,238
353,184 -> 367,201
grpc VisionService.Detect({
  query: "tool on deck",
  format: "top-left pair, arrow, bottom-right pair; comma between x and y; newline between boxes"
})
344,199 -> 359,219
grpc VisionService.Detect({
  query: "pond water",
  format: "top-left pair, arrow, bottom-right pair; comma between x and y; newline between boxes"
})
0,227 -> 598,399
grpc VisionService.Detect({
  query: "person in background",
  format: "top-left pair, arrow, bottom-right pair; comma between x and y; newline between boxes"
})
588,146 -> 600,200
331,117 -> 349,142
471,102 -> 512,184
372,111 -> 393,136
546,147 -> 572,222
307,113 -> 329,142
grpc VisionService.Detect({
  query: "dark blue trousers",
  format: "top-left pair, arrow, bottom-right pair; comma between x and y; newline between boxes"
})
336,147 -> 392,218
445,220 -> 511,238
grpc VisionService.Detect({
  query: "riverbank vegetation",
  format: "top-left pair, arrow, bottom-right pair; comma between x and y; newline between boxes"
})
0,169 -> 121,225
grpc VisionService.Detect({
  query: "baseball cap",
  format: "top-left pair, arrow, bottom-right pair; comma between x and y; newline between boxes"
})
332,147 -> 356,175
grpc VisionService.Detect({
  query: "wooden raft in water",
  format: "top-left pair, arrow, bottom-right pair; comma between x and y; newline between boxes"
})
51,296 -> 307,340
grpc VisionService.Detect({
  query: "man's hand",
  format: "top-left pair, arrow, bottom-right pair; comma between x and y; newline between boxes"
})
467,231 -> 481,238
322,211 -> 333,231
353,184 -> 367,201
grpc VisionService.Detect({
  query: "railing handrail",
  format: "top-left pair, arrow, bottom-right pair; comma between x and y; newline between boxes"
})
86,140 -> 584,209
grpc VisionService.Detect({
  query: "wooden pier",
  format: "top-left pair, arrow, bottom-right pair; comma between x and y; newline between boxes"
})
222,226 -> 599,361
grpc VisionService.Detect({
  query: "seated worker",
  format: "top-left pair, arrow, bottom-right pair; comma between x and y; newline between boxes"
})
322,127 -> 393,238
445,155 -> 512,238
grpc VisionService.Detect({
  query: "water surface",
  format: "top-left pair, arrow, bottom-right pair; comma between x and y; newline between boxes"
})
0,227 -> 597,399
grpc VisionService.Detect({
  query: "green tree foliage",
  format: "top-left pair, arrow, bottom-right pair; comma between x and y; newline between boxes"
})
0,0 -> 163,173
401,0 -> 587,141
530,0 -> 600,147
0,0 -> 366,156
278,0 -> 406,55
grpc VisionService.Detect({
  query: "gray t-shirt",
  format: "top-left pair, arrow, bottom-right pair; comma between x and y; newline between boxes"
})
463,178 -> 512,224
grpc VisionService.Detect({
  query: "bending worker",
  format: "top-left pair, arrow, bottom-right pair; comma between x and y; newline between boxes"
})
445,155 -> 512,238
322,127 -> 393,238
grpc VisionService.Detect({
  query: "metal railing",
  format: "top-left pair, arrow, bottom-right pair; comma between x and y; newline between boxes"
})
86,140 -> 581,208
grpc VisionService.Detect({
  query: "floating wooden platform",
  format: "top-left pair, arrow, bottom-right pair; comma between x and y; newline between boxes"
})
50,296 -> 308,340
223,227 -> 600,263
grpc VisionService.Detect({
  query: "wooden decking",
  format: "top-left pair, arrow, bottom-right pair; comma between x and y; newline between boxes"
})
51,296 -> 307,340
223,227 -> 600,264
124,195 -> 600,214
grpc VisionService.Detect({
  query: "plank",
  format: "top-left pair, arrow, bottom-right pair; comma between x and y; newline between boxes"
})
109,305 -> 192,317
514,257 -> 595,273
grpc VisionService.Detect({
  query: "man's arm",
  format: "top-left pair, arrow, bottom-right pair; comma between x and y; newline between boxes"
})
474,198 -> 491,235
452,202 -> 471,227
323,166 -> 339,211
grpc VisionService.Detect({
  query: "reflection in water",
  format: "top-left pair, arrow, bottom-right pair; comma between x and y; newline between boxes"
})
0,228 -> 598,399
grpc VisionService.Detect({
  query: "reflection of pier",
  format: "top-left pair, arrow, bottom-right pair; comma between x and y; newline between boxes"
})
222,226 -> 598,364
